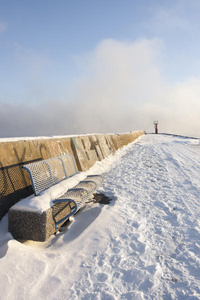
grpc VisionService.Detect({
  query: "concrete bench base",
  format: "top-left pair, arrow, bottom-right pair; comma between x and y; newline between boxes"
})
8,208 -> 57,241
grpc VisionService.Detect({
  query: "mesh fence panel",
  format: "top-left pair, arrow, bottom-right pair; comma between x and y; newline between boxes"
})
0,165 -> 31,198
47,158 -> 66,184
23,154 -> 78,195
73,181 -> 97,196
57,188 -> 89,211
61,154 -> 77,177
52,201 -> 72,223
23,162 -> 53,195
59,188 -> 88,200
7,166 -> 28,190
82,175 -> 103,187
0,168 -> 14,197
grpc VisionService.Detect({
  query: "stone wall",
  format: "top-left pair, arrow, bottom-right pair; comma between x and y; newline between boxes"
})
0,131 -> 144,220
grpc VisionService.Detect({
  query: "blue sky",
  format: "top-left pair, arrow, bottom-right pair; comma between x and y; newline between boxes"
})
1,0 -> 200,137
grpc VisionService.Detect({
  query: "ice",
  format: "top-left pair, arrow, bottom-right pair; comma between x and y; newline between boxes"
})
0,134 -> 200,299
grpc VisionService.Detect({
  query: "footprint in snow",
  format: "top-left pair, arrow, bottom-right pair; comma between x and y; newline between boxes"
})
96,272 -> 109,282
130,240 -> 146,254
131,221 -> 140,229
93,282 -> 109,292
121,291 -> 144,300
122,268 -> 144,284
111,246 -> 121,254
109,254 -> 122,267
97,253 -> 107,267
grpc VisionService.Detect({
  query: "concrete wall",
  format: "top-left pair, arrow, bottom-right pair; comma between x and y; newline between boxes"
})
0,131 -> 144,220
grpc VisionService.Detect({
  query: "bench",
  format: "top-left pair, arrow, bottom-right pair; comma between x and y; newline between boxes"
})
8,154 -> 103,241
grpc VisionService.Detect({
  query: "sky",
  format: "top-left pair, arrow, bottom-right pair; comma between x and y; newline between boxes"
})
1,0 -> 200,137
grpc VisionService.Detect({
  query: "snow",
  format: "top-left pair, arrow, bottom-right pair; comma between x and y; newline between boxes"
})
1,134 -> 200,299
0,132 -> 120,143
0,133 -> 91,143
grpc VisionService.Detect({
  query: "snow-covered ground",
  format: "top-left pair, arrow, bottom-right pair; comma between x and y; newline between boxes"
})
0,134 -> 200,300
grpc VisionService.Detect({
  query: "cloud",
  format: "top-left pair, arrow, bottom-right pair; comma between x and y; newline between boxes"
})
73,38 -> 200,137
72,39 -> 165,130
0,101 -> 76,138
1,38 -> 200,138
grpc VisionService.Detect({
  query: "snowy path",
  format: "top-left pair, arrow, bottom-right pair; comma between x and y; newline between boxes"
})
0,134 -> 200,299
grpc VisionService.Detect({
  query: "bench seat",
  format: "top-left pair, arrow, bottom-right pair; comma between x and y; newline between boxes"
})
8,154 -> 103,241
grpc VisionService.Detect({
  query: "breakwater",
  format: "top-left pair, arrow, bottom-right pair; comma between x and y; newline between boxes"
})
0,131 -> 144,220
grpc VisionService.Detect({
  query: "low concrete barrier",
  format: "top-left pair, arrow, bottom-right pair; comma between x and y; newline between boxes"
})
0,131 -> 144,220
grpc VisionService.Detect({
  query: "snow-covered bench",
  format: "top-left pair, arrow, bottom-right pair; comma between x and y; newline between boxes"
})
8,154 -> 103,241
